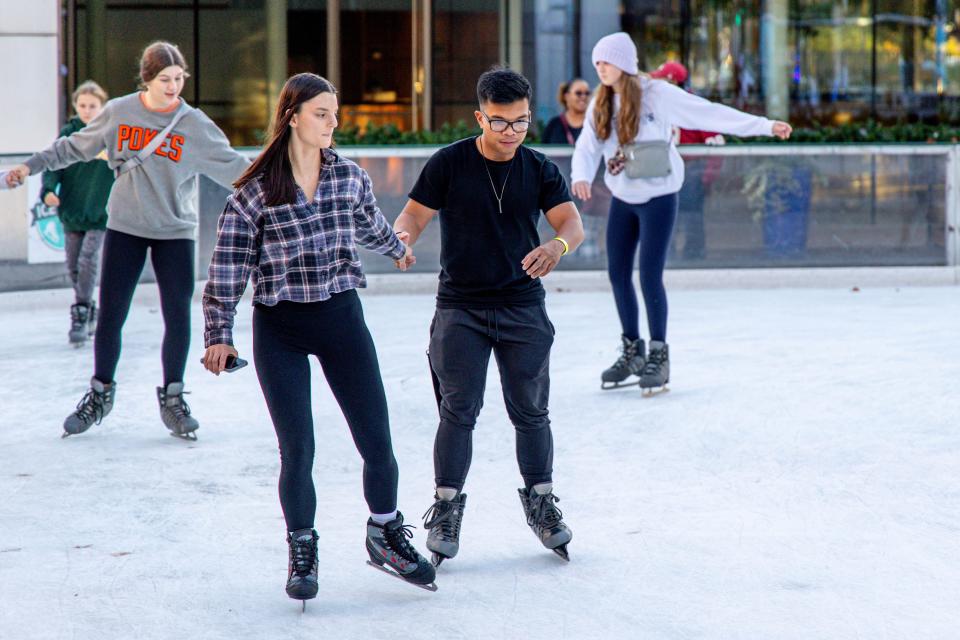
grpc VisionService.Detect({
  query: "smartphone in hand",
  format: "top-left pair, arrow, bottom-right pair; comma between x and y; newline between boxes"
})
200,355 -> 248,372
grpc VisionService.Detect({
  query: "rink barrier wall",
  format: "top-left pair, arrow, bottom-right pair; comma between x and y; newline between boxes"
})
1,144 -> 958,293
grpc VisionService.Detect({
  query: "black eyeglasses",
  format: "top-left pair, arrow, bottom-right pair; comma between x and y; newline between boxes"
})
480,110 -> 531,133
570,90 -> 591,97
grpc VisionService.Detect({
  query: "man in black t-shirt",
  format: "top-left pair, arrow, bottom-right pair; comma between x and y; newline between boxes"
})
393,68 -> 584,565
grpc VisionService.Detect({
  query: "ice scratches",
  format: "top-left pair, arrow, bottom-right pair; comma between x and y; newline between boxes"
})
0,548 -> 22,553
110,551 -> 133,557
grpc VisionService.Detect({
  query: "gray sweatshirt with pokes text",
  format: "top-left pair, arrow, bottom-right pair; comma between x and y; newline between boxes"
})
25,92 -> 250,241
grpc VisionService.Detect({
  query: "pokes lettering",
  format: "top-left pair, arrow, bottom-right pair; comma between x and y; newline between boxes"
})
116,124 -> 184,163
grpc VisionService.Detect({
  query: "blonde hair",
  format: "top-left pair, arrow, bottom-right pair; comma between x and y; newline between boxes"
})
72,80 -> 108,106
593,74 -> 642,145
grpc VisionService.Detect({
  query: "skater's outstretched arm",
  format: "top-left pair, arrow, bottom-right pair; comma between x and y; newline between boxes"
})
5,105 -> 114,187
192,110 -> 251,188
656,81 -> 792,140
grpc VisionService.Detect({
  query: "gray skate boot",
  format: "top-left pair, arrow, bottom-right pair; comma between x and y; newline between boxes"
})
87,302 -> 98,338
601,335 -> 645,389
365,512 -> 437,591
157,382 -> 199,440
639,341 -> 670,395
63,377 -> 115,437
422,487 -> 466,567
68,303 -> 90,347
518,482 -> 572,561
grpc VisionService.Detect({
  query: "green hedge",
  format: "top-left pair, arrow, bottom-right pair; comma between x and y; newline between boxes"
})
295,120 -> 960,147
726,121 -> 960,144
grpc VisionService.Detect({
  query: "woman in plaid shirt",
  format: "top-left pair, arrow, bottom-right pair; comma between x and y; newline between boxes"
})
201,74 -> 436,601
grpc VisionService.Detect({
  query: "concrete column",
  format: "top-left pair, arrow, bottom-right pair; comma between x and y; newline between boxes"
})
0,0 -> 59,260
327,0 -> 340,90
266,0 -> 287,120
761,0 -> 789,120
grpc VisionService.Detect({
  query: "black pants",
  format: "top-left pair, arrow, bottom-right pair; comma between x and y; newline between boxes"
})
94,229 -> 195,386
428,304 -> 555,492
253,290 -> 398,531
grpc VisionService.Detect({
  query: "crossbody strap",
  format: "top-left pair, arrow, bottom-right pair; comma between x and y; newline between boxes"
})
114,102 -> 192,179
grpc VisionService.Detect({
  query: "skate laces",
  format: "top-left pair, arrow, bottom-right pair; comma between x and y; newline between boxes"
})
383,522 -> 420,562
423,498 -> 461,540
613,340 -> 638,368
529,492 -> 564,530
164,391 -> 192,418
74,389 -> 107,425
289,534 -> 317,576
642,348 -> 667,375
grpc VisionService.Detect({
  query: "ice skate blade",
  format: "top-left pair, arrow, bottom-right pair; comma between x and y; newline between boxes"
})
601,380 -> 640,390
552,545 -> 570,561
366,561 -> 438,592
641,385 -> 669,397
431,552 -> 446,568
169,431 -> 198,441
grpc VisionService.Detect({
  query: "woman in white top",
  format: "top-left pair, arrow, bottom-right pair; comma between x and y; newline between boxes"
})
572,32 -> 792,393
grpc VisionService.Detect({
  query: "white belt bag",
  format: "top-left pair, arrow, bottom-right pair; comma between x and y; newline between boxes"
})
620,140 -> 672,179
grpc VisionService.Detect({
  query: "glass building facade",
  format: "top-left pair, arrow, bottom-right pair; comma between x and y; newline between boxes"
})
62,1 -> 960,144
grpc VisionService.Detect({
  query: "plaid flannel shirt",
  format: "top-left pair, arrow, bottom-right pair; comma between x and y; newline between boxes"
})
202,149 -> 405,347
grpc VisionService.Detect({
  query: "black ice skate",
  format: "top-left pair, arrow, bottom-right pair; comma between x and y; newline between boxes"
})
157,382 -> 199,440
639,341 -> 670,396
365,512 -> 437,592
601,336 -> 645,389
422,488 -> 466,567
518,483 -> 573,561
63,377 -> 115,437
68,303 -> 90,347
286,528 -> 319,610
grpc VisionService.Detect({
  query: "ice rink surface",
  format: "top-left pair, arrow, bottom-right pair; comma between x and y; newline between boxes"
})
1,282 -> 958,639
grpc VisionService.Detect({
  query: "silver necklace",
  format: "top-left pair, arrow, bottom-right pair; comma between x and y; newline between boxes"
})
478,137 -> 515,214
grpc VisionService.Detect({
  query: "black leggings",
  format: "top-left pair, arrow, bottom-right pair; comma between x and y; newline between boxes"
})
94,229 -> 195,386
606,193 -> 678,342
252,290 -> 399,531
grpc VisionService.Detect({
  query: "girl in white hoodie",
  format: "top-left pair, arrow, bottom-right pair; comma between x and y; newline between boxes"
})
572,32 -> 792,393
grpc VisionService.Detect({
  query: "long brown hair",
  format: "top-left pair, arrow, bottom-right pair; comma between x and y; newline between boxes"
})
235,73 -> 337,206
139,41 -> 189,88
593,74 -> 642,145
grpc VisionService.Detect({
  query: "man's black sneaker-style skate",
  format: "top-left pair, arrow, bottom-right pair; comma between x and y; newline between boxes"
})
68,303 -> 90,347
365,512 -> 437,591
601,336 -> 645,389
518,483 -> 573,561
639,341 -> 670,395
157,382 -> 199,440
422,488 -> 466,567
286,528 -> 319,608
63,377 -> 115,437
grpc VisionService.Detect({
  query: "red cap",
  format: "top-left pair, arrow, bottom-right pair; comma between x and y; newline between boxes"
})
650,61 -> 688,84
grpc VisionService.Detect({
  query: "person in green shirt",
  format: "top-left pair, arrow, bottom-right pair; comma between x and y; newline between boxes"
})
41,80 -> 115,346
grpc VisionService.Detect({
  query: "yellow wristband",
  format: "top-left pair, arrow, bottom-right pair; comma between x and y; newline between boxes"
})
552,236 -> 569,256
